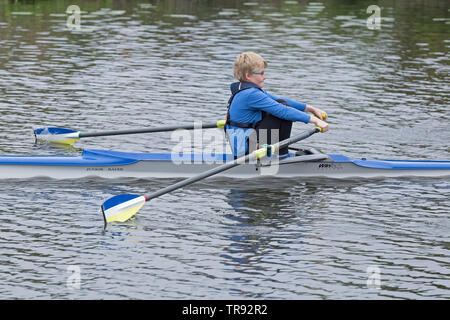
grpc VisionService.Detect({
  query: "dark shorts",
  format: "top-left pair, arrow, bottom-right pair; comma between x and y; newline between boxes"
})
249,99 -> 293,156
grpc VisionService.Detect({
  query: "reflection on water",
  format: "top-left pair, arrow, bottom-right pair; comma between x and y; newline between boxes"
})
0,0 -> 449,299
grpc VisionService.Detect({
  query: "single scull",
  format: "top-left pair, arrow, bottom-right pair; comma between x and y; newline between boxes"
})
0,147 -> 449,180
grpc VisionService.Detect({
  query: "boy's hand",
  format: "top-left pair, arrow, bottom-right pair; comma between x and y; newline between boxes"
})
305,105 -> 329,132
311,117 -> 329,132
306,105 -> 327,120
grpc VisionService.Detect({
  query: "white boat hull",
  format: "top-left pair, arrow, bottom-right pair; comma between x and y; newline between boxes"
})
1,149 -> 449,180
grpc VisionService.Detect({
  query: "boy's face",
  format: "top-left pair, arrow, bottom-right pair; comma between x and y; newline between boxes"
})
246,68 -> 266,88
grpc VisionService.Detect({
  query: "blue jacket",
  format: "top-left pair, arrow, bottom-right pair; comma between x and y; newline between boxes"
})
225,81 -> 311,157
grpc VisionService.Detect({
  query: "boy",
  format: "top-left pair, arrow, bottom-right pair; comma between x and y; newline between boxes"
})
225,52 -> 329,158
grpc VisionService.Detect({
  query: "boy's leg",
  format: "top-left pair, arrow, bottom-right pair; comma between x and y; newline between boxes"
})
256,101 -> 293,155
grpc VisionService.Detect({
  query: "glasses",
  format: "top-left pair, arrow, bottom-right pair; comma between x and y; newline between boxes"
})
252,71 -> 265,75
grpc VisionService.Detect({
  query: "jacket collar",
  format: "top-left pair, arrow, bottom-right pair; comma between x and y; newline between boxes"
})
230,81 -> 261,95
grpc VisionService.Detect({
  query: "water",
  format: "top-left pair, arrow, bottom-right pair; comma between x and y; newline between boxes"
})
0,0 -> 449,299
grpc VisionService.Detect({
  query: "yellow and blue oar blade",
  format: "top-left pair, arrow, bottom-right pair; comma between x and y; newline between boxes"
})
101,194 -> 147,225
34,127 -> 81,145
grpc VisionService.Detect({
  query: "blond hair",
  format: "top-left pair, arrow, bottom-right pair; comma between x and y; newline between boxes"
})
233,52 -> 268,82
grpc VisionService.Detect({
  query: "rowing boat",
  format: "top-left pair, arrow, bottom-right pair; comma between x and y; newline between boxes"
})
1,147 -> 449,179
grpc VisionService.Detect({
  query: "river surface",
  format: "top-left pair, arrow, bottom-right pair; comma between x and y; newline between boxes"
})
0,0 -> 449,299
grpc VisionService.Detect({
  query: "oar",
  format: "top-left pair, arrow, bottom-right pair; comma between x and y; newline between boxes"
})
34,120 -> 226,145
100,126 -> 322,227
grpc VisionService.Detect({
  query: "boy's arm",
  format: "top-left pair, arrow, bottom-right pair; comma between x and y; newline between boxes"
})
265,91 -> 307,111
248,90 -> 311,123
265,91 -> 328,121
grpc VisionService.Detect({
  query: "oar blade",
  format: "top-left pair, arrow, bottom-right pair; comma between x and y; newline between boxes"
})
101,194 -> 147,224
34,127 -> 80,145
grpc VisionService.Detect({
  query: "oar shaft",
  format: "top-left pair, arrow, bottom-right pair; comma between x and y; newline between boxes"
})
147,159 -> 242,201
81,122 -> 221,138
145,126 -> 320,201
272,127 -> 320,151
